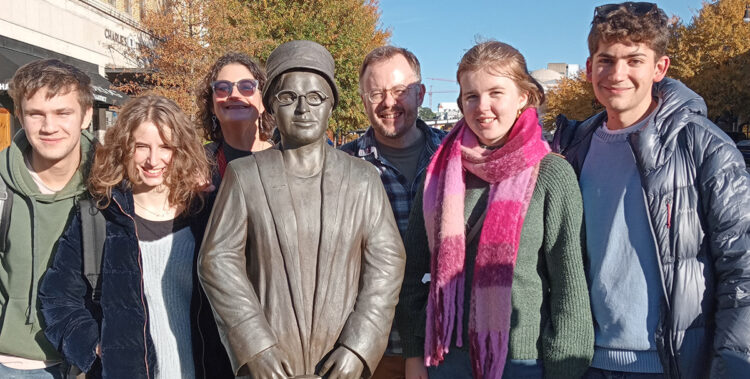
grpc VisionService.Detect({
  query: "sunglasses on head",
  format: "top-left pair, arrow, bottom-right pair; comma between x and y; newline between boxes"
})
211,79 -> 259,97
594,2 -> 658,21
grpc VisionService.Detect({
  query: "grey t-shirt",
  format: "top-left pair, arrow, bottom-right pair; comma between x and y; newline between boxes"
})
376,130 -> 425,186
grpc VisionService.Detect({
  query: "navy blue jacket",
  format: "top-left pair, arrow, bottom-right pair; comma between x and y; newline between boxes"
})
39,185 -> 232,378
552,78 -> 750,379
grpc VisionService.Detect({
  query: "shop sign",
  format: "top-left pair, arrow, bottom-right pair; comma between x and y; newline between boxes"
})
104,29 -> 143,50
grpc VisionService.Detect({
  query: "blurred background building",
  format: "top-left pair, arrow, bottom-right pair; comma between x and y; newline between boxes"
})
0,0 -> 159,148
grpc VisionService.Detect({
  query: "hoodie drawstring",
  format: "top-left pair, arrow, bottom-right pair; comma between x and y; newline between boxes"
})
26,198 -> 38,324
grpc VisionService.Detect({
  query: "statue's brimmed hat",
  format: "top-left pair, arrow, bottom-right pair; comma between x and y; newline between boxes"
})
263,40 -> 339,113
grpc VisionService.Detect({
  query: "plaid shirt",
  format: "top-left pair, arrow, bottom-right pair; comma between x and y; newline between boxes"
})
340,119 -> 446,355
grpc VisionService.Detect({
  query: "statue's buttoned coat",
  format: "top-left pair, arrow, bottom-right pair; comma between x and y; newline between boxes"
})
198,145 -> 406,377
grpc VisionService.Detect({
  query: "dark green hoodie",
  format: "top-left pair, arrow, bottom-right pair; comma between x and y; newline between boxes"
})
0,129 -> 95,361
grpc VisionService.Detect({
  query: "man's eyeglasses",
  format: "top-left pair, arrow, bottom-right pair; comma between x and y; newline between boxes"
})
363,84 -> 420,104
211,79 -> 259,97
274,90 -> 329,106
594,2 -> 659,21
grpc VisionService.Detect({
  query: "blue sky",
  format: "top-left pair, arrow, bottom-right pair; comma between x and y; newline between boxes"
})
377,0 -> 706,109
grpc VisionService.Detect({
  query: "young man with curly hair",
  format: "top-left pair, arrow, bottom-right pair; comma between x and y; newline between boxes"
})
553,2 -> 750,378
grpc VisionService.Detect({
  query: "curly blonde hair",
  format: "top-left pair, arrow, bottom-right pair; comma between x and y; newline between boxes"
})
89,95 -> 211,212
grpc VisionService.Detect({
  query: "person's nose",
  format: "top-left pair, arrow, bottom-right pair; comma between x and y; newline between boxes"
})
147,148 -> 159,166
477,94 -> 491,112
295,95 -> 310,113
228,83 -> 242,98
382,89 -> 397,107
609,60 -> 628,82
39,117 -> 54,134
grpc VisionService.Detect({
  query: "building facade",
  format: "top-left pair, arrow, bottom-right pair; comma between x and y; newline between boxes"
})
0,0 -> 159,147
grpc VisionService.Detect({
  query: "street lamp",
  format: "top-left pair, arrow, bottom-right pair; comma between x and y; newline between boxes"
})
744,3 -> 750,23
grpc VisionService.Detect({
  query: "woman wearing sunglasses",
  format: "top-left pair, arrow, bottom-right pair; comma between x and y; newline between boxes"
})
398,41 -> 593,379
196,52 -> 273,185
39,96 -> 233,378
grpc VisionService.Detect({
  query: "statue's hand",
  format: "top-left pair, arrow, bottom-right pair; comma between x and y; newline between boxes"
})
246,345 -> 292,379
318,346 -> 365,379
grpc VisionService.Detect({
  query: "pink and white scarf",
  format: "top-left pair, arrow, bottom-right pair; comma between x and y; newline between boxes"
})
422,108 -> 550,378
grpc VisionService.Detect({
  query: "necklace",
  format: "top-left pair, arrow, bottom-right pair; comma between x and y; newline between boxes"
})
479,142 -> 501,150
133,199 -> 171,218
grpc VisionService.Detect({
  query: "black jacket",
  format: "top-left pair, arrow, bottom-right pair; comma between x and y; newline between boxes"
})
552,78 -> 750,379
39,185 -> 232,378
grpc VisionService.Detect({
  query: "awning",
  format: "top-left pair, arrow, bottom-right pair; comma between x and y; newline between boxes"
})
0,45 -> 129,106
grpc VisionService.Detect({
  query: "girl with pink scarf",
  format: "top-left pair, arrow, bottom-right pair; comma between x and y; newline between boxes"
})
398,41 -> 593,379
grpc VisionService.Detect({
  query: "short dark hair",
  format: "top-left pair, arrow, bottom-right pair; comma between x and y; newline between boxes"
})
359,46 -> 421,90
9,59 -> 94,116
196,52 -> 273,142
588,2 -> 669,58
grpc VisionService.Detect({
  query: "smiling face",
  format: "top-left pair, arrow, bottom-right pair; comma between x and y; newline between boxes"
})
212,63 -> 264,131
587,40 -> 669,129
129,121 -> 173,194
20,86 -> 92,170
359,54 -> 425,143
272,71 -> 333,149
459,68 -> 528,147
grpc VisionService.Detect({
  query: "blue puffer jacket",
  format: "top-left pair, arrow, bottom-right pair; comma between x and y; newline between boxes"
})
38,185 -> 233,379
552,78 -> 750,379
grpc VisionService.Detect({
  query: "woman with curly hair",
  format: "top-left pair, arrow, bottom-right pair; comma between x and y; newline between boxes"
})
39,95 -> 233,379
197,52 -> 273,185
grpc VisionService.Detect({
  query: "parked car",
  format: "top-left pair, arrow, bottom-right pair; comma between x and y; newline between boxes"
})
736,140 -> 750,166
726,131 -> 748,143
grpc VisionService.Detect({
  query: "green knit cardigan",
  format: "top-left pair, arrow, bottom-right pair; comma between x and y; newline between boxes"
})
397,154 -> 594,379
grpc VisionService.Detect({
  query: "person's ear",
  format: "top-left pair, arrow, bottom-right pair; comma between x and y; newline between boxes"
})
653,55 -> 670,82
416,83 -> 426,106
518,92 -> 529,110
81,107 -> 93,131
586,57 -> 593,82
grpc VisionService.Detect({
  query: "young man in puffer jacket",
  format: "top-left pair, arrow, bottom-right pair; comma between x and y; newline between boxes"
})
0,59 -> 95,378
552,3 -> 750,378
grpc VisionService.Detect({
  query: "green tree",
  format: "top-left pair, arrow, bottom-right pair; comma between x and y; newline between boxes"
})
668,0 -> 750,124
418,107 -> 437,120
128,0 -> 390,134
542,70 -> 602,131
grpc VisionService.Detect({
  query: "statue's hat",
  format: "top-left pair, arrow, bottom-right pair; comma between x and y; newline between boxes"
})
263,40 -> 339,112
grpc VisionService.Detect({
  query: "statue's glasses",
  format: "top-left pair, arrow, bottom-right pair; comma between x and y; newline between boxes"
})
211,79 -> 259,98
363,83 -> 420,104
274,90 -> 329,106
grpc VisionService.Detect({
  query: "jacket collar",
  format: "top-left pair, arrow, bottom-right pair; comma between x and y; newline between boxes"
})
108,183 -> 135,217
0,129 -> 96,200
557,78 -> 706,174
352,119 -> 444,160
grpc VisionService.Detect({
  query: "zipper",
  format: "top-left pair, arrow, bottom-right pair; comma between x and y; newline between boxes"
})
666,199 -> 672,229
628,139 -> 676,374
196,269 -> 206,378
113,197 -> 151,379
628,141 -> 671,311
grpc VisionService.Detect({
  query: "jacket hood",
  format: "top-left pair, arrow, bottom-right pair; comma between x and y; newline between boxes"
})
0,129 -> 96,201
632,78 -> 710,172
